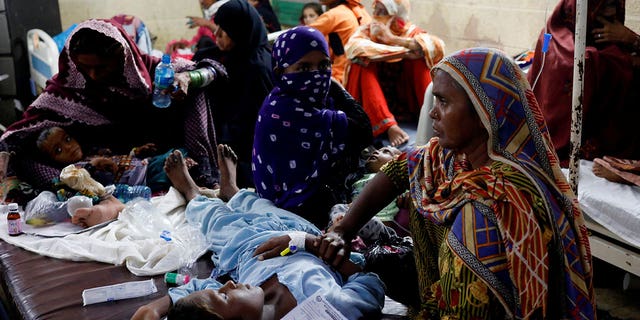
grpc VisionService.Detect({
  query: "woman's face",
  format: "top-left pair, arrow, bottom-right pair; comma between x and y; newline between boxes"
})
40,127 -> 83,164
73,53 -> 122,85
429,71 -> 487,152
282,50 -> 331,74
302,8 -> 320,25
373,1 -> 389,17
199,0 -> 216,10
600,0 -> 617,20
215,26 -> 236,51
182,281 -> 264,319
319,0 -> 341,8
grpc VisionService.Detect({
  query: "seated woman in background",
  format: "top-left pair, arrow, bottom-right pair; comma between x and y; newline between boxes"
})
208,0 -> 273,188
185,0 -> 228,62
344,0 -> 445,147
248,0 -> 282,33
307,0 -> 372,84
528,0 -> 640,165
318,47 -> 596,318
0,19 -> 225,196
253,26 -> 372,229
299,2 -> 323,25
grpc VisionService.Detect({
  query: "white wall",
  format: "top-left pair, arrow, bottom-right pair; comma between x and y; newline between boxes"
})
57,0 -> 640,56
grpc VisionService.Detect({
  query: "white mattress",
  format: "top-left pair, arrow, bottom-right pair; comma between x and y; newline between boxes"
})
563,160 -> 640,249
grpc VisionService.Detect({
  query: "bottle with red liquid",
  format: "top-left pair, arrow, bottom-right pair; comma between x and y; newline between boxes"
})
7,203 -> 22,236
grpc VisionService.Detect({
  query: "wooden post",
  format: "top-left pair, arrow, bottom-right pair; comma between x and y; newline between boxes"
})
569,0 -> 588,194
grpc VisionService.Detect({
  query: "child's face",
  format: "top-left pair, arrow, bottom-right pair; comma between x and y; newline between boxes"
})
40,127 -> 83,164
365,146 -> 401,172
302,8 -> 320,25
282,50 -> 331,74
182,280 -> 264,319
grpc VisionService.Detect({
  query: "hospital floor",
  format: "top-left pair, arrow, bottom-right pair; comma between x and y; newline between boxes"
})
594,259 -> 640,320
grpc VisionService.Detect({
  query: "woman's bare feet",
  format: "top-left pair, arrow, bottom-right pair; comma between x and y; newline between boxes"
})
72,195 -> 125,228
603,156 -> 640,173
593,158 -> 634,185
387,124 -> 409,147
164,150 -> 201,202
217,144 -> 239,201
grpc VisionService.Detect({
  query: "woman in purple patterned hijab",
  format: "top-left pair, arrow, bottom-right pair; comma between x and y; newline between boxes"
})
252,26 -> 372,228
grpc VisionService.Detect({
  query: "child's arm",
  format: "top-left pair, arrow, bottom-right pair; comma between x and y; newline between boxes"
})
130,295 -> 171,320
131,143 -> 158,158
253,234 -> 363,278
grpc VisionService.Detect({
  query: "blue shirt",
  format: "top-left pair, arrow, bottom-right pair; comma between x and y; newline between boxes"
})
168,189 -> 385,319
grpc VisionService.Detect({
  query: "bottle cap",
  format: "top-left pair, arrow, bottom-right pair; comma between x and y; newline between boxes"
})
161,54 -> 171,64
8,203 -> 18,211
165,272 -> 190,285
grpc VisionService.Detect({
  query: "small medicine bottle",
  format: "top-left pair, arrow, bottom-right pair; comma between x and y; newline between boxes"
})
7,203 -> 22,236
165,272 -> 190,286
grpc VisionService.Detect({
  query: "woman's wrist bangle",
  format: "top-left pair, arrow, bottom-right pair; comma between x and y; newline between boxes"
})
188,67 -> 216,88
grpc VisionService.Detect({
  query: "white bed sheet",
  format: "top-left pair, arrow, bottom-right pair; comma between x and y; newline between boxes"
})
564,160 -> 640,249
0,187 -> 208,276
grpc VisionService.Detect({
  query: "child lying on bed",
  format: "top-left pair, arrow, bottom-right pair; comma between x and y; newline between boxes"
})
36,126 -> 197,191
330,145 -> 409,243
131,144 -> 385,320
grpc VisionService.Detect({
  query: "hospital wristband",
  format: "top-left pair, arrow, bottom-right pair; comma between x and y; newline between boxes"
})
280,231 -> 306,256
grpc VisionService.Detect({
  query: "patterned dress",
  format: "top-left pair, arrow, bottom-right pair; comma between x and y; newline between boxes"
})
381,48 -> 596,319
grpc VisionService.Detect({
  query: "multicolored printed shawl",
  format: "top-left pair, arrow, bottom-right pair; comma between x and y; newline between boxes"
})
407,48 -> 595,318
0,19 -> 219,189
252,26 -> 349,213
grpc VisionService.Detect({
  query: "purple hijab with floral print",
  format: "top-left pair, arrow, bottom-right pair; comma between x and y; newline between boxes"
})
252,26 -> 349,215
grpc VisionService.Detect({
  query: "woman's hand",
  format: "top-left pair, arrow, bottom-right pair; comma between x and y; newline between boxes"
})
315,231 -> 351,269
593,16 -> 637,45
253,234 -> 291,260
170,72 -> 190,101
370,22 -> 395,45
187,16 -> 214,30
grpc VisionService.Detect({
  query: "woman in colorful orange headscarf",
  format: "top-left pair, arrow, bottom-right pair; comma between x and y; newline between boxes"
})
343,0 -> 445,147
319,47 -> 596,319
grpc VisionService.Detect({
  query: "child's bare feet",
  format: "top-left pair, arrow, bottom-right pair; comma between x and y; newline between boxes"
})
387,124 -> 409,147
164,150 -> 201,202
217,144 -> 239,201
72,195 -> 125,228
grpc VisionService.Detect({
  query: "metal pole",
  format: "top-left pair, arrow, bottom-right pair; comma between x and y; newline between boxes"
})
569,0 -> 588,194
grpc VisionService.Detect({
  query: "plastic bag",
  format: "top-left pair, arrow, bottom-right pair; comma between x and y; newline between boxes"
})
120,198 -> 208,275
24,191 -> 69,226
364,235 -> 420,308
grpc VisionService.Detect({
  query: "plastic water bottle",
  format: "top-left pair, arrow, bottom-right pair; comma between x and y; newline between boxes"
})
129,185 -> 152,201
113,184 -> 152,203
152,54 -> 174,108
